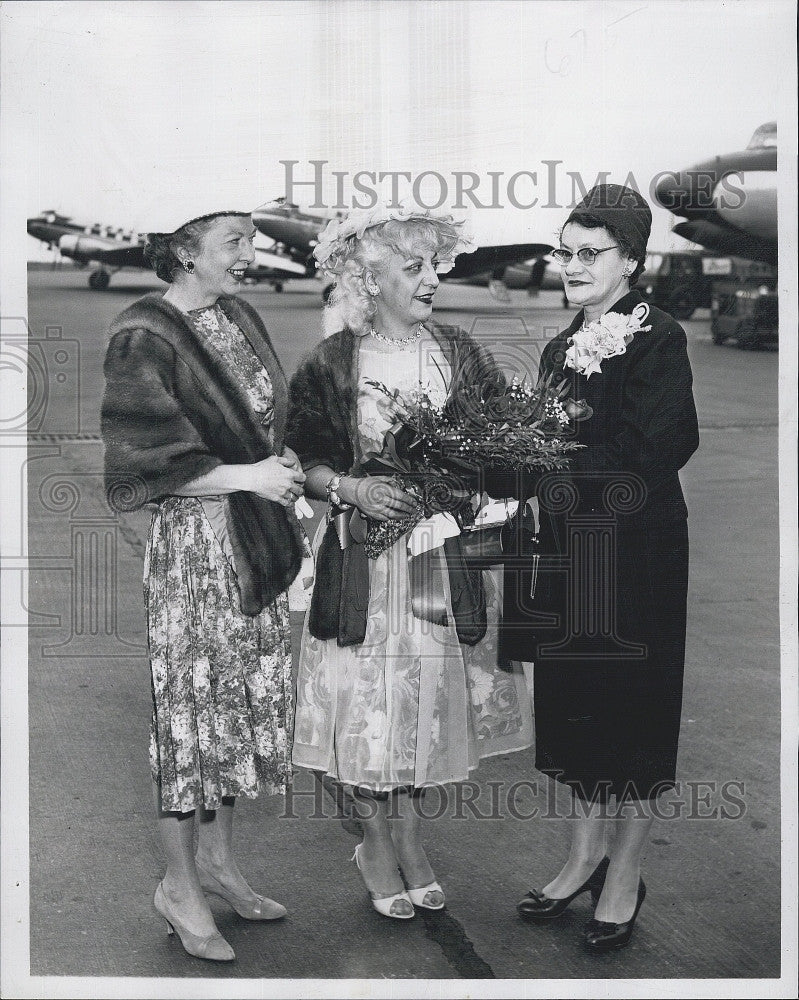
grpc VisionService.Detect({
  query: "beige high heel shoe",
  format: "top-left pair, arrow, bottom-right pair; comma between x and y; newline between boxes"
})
352,843 -> 415,920
153,882 -> 235,962
195,861 -> 287,921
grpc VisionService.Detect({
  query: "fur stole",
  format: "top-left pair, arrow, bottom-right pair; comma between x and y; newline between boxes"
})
101,292 -> 303,614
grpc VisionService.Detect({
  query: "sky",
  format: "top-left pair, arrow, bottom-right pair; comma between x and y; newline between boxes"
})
3,0 -> 793,258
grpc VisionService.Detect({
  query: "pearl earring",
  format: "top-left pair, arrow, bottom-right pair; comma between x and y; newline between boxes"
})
182,260 -> 195,274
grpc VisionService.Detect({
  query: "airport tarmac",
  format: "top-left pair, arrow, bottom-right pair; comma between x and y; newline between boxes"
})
18,267 -> 781,985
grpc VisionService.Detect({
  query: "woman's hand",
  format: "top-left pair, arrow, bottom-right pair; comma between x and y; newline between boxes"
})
282,445 -> 303,473
338,475 -> 418,522
246,455 -> 306,506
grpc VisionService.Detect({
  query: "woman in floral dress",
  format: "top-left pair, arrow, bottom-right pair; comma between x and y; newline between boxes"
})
102,201 -> 307,962
286,206 -> 533,919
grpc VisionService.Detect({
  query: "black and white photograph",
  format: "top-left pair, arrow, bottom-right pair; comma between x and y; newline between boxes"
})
1,2 -> 796,998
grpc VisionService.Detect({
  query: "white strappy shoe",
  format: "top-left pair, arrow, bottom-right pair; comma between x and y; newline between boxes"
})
405,881 -> 446,911
351,843 -> 415,920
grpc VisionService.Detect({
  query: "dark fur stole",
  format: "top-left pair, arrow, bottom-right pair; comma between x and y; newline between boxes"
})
101,292 -> 303,614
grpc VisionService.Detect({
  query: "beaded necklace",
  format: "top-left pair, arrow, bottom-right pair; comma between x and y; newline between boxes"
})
368,324 -> 423,348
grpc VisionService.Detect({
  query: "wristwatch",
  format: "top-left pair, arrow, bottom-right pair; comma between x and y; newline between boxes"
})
325,472 -> 349,508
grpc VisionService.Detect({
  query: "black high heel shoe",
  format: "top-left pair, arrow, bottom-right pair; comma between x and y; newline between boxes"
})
517,856 -> 609,922
584,878 -> 646,953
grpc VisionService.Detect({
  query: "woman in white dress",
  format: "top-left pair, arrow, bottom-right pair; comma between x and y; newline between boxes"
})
286,206 -> 533,919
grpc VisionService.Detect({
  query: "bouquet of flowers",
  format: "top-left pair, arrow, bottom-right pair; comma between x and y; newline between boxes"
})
365,369 -> 591,472
359,369 -> 592,557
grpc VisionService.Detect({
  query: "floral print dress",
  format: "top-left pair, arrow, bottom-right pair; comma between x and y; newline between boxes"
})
144,303 -> 293,813
292,334 -> 534,792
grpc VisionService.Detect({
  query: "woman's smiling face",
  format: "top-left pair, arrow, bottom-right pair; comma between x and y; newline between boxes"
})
371,246 -> 440,330
186,214 -> 257,299
559,221 -> 636,318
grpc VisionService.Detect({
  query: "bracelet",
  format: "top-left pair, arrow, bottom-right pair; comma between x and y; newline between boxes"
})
325,472 -> 349,509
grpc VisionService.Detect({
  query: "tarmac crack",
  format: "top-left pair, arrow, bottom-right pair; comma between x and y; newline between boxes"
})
419,909 -> 495,979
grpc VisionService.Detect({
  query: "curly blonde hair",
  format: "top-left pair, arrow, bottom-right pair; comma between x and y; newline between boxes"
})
322,218 -> 464,337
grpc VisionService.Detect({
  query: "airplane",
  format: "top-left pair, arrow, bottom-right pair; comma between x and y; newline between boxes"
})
26,210 -> 309,291
654,122 -> 777,265
252,198 -> 554,300
27,211 -> 147,288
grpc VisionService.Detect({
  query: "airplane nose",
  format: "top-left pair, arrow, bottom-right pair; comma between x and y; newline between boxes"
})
655,164 -> 719,218
655,172 -> 690,214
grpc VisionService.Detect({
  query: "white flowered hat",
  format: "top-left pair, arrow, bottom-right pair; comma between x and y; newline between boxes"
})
313,201 -> 477,276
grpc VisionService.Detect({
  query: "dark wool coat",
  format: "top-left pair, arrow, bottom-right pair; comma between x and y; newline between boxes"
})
501,290 -> 699,800
101,293 -> 304,615
285,323 -> 505,645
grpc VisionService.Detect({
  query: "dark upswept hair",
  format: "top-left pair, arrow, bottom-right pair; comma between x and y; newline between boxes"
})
561,208 -> 647,285
143,212 -> 249,283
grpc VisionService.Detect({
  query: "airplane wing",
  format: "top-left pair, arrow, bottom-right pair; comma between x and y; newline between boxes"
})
252,247 -> 313,278
672,220 -> 776,266
248,247 -> 311,278
444,243 -> 553,280
56,233 -> 149,268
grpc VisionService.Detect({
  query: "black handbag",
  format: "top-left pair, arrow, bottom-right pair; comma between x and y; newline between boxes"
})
458,504 -> 538,568
457,522 -> 505,567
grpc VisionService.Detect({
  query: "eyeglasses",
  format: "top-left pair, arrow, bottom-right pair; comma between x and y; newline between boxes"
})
551,246 -> 619,267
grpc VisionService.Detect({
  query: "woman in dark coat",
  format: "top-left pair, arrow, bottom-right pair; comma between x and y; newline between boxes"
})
102,201 -> 306,961
508,184 -> 699,952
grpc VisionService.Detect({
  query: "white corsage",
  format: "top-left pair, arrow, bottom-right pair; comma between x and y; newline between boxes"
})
564,303 -> 652,379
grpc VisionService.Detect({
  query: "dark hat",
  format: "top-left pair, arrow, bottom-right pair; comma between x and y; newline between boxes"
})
566,184 -> 652,260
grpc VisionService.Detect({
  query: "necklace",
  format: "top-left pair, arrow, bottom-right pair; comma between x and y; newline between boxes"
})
369,324 -> 423,347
